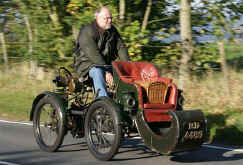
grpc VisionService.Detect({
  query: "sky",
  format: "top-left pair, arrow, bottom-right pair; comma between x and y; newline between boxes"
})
235,15 -> 243,26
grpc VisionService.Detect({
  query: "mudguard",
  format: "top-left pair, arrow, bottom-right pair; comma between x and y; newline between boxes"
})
135,110 -> 207,154
29,91 -> 67,121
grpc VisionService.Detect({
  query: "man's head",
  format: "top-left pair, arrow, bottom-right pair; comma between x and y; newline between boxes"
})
95,7 -> 112,30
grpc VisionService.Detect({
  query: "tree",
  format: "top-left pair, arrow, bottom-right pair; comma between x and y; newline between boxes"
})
13,0 -> 74,66
141,0 -> 152,31
119,0 -> 126,28
14,0 -> 36,75
0,0 -> 11,71
0,22 -> 8,71
1,0 -> 241,77
178,0 -> 193,89
199,0 -> 242,96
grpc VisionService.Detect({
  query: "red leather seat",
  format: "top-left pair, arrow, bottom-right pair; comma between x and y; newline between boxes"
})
112,61 -> 178,122
112,61 -> 140,82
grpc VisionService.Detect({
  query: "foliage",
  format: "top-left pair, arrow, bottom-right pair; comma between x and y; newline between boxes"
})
8,0 -> 72,65
0,0 -> 242,70
121,21 -> 149,61
151,42 -> 219,74
190,43 -> 219,73
200,0 -> 242,39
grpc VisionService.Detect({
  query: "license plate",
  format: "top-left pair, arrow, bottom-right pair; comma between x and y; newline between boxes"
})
184,121 -> 204,140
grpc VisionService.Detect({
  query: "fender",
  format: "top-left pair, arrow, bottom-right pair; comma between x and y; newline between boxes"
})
29,91 -> 67,121
135,110 -> 207,154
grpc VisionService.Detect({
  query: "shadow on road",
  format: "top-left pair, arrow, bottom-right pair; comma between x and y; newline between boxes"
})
113,138 -> 161,161
170,146 -> 243,163
0,149 -> 39,157
114,138 -> 243,163
58,142 -> 88,152
0,149 -> 71,165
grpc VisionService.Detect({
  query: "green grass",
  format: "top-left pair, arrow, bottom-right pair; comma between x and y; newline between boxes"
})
204,108 -> 243,145
225,43 -> 243,60
0,91 -> 33,120
225,42 -> 243,71
180,70 -> 243,145
0,64 -> 53,121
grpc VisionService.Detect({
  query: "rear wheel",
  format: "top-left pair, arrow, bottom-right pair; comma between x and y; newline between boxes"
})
85,99 -> 121,161
33,96 -> 66,152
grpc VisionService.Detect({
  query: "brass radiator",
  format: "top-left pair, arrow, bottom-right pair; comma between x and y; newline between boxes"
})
147,82 -> 168,104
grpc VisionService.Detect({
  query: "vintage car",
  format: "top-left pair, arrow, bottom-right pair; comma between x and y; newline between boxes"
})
30,61 -> 207,161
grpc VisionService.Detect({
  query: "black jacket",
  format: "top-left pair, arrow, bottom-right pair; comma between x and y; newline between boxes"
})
74,22 -> 129,78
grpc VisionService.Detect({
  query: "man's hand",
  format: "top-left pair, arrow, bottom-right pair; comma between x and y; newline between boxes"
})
105,72 -> 113,87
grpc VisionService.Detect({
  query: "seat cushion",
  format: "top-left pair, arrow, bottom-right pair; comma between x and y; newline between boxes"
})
143,103 -> 175,109
144,110 -> 172,122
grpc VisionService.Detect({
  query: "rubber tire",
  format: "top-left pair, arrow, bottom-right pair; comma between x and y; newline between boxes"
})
85,99 -> 121,161
33,96 -> 66,152
176,89 -> 184,111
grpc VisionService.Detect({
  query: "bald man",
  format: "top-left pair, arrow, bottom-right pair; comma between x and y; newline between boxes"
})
74,7 -> 129,97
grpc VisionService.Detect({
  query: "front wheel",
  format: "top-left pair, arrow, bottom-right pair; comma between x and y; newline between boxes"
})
33,96 -> 66,152
85,98 -> 121,161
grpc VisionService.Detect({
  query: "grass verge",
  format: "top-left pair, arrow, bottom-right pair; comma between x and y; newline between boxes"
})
181,71 -> 243,145
0,63 -> 54,121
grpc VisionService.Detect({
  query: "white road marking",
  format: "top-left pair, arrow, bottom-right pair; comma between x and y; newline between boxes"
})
131,136 -> 142,139
0,161 -> 21,165
1,119 -> 243,153
202,144 -> 243,153
130,137 -> 243,153
0,119 -> 32,126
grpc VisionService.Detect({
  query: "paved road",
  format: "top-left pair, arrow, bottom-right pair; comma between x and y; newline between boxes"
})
1,120 -> 243,165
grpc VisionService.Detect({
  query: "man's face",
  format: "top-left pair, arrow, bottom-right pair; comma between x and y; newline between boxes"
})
96,8 -> 112,30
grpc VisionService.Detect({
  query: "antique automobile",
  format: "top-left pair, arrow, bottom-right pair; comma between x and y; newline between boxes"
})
30,61 -> 207,161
